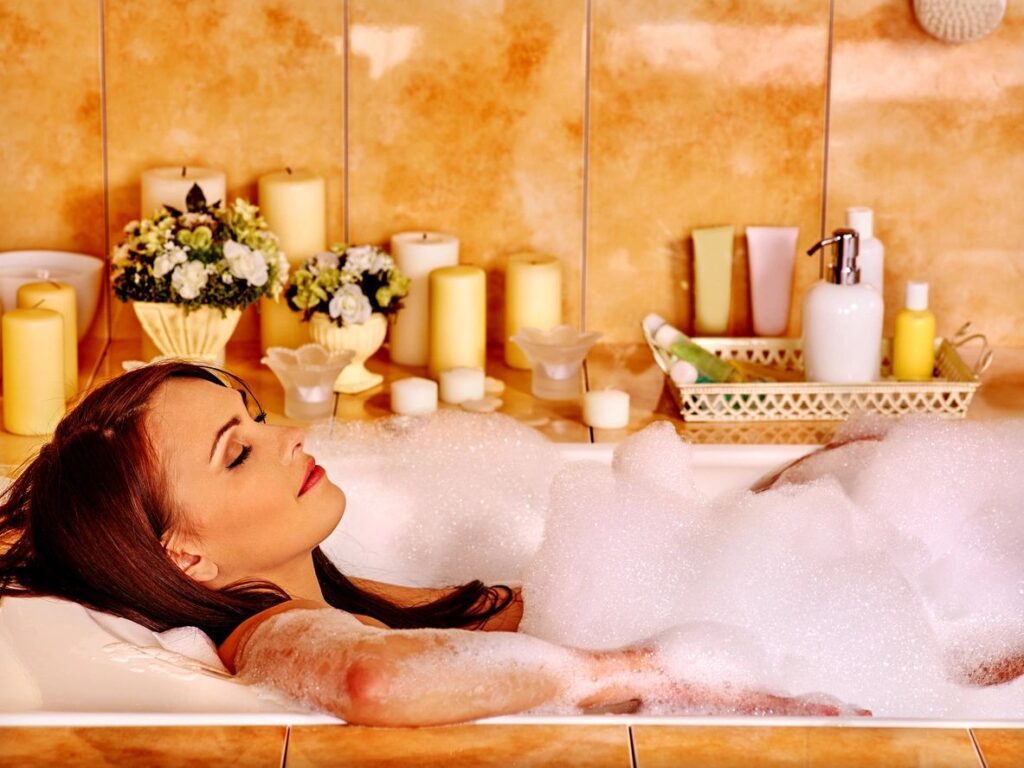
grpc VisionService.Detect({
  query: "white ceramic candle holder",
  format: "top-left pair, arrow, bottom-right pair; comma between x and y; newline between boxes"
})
261,343 -> 353,421
510,325 -> 602,400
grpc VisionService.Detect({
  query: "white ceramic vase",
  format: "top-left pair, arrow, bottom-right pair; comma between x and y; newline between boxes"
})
309,312 -> 387,394
133,301 -> 242,365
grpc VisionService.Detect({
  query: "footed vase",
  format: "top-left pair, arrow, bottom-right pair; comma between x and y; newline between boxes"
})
133,301 -> 241,365
309,313 -> 387,394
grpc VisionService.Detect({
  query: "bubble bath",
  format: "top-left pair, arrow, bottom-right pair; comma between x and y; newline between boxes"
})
309,412 -> 1024,719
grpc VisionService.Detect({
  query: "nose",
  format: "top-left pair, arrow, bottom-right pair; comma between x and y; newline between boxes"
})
279,425 -> 305,462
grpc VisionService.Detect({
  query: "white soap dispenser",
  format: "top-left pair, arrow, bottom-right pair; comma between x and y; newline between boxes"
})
802,228 -> 884,383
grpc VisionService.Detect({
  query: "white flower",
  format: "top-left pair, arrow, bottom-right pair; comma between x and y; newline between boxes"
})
342,245 -> 375,275
368,251 -> 393,274
328,284 -> 372,325
312,251 -> 340,273
153,246 -> 188,278
170,260 -> 209,300
223,240 -> 269,287
222,273 -> 234,284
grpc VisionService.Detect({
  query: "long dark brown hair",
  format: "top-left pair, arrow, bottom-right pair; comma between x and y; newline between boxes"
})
0,361 -> 511,644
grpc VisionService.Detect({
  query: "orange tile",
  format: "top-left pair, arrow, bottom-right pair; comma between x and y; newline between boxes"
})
632,725 -> 981,768
827,1 -> 1024,347
586,0 -> 830,343
972,728 -> 1024,768
0,1 -> 105,257
0,726 -> 286,767
346,0 -> 586,347
104,0 -> 346,342
287,724 -> 630,767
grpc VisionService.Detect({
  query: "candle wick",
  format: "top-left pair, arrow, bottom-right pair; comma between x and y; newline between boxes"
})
421,233 -> 427,240
47,281 -> 60,289
286,166 -> 293,175
181,166 -> 187,178
31,300 -> 45,310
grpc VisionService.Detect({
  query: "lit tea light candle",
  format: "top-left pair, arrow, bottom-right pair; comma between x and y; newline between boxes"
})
390,232 -> 460,367
428,265 -> 486,379
505,253 -> 562,370
439,367 -> 485,405
17,281 -> 77,399
2,308 -> 66,435
582,389 -> 630,429
141,166 -> 226,218
391,377 -> 438,415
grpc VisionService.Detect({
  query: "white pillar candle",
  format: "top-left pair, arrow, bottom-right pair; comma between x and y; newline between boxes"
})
439,367 -> 485,404
391,377 -> 438,415
582,389 -> 630,429
389,232 -> 460,366
505,253 -> 562,369
141,167 -> 226,218
16,281 -> 77,399
428,265 -> 486,379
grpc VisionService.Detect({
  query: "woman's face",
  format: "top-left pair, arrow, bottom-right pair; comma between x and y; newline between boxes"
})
145,378 -> 345,588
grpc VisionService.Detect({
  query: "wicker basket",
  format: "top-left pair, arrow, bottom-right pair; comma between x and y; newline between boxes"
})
645,325 -> 992,422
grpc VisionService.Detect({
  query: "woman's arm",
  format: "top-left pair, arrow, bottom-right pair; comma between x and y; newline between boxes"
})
234,607 -> 852,727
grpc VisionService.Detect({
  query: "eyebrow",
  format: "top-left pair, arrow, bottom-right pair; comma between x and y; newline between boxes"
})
210,416 -> 241,463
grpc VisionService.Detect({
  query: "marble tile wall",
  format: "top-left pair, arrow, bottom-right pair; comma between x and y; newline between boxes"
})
1,0 -> 1021,348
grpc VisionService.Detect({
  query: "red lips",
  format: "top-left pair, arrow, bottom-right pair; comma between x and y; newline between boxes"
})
298,457 -> 325,497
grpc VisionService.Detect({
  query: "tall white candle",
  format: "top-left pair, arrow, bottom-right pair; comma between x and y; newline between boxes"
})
505,253 -> 562,370
428,265 -> 486,379
439,367 -> 485,404
389,232 -> 459,366
582,389 -> 630,429
140,167 -> 226,218
391,377 -> 438,415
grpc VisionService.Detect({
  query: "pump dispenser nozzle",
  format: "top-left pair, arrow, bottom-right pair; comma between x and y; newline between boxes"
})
807,228 -> 861,285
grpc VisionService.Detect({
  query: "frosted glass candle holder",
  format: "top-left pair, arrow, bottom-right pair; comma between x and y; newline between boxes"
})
261,344 -> 353,421
510,325 -> 602,400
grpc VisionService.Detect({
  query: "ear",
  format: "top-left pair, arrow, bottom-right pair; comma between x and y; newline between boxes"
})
162,535 -> 219,584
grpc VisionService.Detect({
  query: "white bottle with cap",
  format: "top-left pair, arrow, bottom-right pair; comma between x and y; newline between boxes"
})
802,228 -> 884,383
845,207 -> 884,296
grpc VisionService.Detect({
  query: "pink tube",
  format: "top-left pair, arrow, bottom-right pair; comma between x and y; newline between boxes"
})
745,227 -> 798,336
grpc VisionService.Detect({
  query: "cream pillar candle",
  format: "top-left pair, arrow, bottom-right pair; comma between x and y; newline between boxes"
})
504,253 -> 562,370
16,281 -> 77,399
390,232 -> 460,366
141,167 -> 226,218
439,367 -> 485,404
582,389 -> 630,429
2,308 -> 65,435
428,265 -> 486,378
391,377 -> 438,415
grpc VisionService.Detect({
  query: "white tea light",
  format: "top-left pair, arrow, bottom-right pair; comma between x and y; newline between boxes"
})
391,377 -> 438,415
439,367 -> 486,405
583,389 -> 630,429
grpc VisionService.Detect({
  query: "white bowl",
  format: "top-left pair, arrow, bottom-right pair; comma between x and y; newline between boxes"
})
0,251 -> 105,341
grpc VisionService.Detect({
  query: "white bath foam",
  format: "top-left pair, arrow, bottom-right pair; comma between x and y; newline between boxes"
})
309,411 -> 563,586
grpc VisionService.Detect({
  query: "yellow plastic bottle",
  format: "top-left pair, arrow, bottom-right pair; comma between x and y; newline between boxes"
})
892,281 -> 936,381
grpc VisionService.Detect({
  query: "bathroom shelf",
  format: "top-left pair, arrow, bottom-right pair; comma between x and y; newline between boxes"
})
645,330 -> 990,422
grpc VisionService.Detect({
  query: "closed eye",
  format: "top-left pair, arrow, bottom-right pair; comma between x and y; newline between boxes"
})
228,445 -> 251,470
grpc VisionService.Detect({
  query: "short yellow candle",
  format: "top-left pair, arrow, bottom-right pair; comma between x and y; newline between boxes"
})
428,265 -> 486,379
2,309 -> 66,435
504,253 -> 562,369
258,168 -> 327,351
390,232 -> 460,366
17,281 -> 77,399
141,166 -> 226,218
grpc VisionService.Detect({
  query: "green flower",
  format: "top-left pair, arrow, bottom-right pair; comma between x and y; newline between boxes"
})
376,287 -> 393,307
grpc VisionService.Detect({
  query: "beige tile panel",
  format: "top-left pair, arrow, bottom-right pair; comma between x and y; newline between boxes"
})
287,724 -> 630,767
827,0 -> 1024,346
632,725 -> 981,768
104,0 -> 346,342
972,728 -> 1024,768
0,726 -> 286,767
0,1 -> 105,257
586,0 -> 830,343
346,0 -> 586,346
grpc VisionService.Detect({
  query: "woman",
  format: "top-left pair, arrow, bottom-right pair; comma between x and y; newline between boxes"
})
0,361 -> 845,726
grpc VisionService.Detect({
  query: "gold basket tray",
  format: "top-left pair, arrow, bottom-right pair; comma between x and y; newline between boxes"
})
643,324 -> 993,422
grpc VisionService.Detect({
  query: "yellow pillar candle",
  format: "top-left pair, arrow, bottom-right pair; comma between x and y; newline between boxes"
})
390,232 -> 460,366
692,225 -> 734,335
258,168 -> 327,351
504,253 -> 562,369
428,265 -> 486,379
16,281 -> 77,399
2,309 -> 66,435
141,166 -> 226,218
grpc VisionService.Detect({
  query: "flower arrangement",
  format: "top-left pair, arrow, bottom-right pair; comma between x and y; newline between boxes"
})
112,185 -> 288,312
286,244 -> 410,328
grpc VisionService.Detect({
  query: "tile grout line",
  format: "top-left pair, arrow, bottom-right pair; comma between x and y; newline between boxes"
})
98,0 -> 111,345
579,0 -> 593,334
819,0 -> 836,239
968,728 -> 988,768
627,724 -> 638,768
279,725 -> 291,768
342,0 -> 350,243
